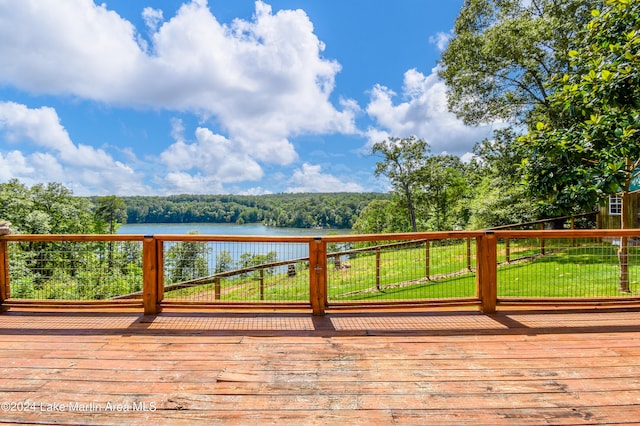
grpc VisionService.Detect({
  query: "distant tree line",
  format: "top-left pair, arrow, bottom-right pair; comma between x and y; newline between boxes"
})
0,180 -> 390,232
114,193 -> 390,229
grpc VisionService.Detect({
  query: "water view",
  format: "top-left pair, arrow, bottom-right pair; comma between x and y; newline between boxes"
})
117,223 -> 351,270
117,223 -> 350,237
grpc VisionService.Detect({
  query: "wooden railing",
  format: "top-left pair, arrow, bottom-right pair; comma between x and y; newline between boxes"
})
1,229 -> 639,315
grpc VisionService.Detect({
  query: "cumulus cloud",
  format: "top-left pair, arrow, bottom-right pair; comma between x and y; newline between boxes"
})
429,31 -> 453,51
0,151 -> 34,182
286,163 -> 363,193
159,126 -> 263,193
365,68 -> 496,156
142,7 -> 164,33
0,0 -> 356,167
0,102 -> 148,195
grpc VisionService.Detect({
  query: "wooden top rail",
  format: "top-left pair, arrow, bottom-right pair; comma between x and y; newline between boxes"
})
1,229 -> 638,243
0,234 -> 316,243
3,229 -> 639,245
0,234 -> 145,242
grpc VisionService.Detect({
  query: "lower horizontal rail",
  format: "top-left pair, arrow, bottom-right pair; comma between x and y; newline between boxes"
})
328,298 -> 481,309
499,297 -> 640,306
2,299 -> 143,309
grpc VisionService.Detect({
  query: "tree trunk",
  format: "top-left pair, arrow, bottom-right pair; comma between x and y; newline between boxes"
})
404,185 -> 418,232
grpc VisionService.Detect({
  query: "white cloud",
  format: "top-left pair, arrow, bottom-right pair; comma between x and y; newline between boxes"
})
365,68 -> 496,156
363,128 -> 391,153
0,151 -> 34,181
429,31 -> 453,51
0,0 -> 141,99
0,102 -> 148,195
0,0 -> 356,167
142,7 -> 164,33
159,126 -> 263,193
286,163 -> 363,193
239,187 -> 273,196
163,171 -> 225,195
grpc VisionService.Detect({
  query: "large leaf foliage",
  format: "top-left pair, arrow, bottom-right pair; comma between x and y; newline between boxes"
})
440,0 -> 592,126
519,0 -> 640,214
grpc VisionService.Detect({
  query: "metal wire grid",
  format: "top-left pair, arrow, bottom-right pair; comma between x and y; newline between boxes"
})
327,238 -> 477,302
497,237 -> 640,297
7,240 -> 143,300
162,240 -> 310,303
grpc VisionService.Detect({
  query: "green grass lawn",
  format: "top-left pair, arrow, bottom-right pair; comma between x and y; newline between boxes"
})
497,244 -> 640,297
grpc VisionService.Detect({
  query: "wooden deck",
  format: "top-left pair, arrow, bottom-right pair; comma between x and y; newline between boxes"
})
1,308 -> 640,425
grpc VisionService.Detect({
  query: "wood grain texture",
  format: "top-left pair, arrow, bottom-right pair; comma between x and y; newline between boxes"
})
0,308 -> 639,425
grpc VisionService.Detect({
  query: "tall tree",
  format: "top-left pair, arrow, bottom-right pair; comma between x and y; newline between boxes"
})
417,155 -> 469,231
440,0 -> 592,127
0,180 -> 93,234
467,129 -> 535,228
94,195 -> 127,270
440,0 -> 593,222
95,196 -> 127,234
519,0 -> 640,291
371,136 -> 430,232
352,200 -> 398,234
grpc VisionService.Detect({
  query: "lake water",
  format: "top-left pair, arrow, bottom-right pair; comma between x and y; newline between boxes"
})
117,223 -> 350,269
117,222 -> 349,237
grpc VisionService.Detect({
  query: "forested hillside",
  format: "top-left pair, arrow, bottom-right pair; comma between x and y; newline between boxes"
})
117,193 -> 391,228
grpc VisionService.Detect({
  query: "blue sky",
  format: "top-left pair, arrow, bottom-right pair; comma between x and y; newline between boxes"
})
0,0 -> 496,196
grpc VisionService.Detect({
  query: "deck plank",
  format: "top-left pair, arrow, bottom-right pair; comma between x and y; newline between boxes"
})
0,308 -> 639,424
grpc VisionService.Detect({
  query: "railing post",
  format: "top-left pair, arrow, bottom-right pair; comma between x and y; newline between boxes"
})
0,239 -> 9,303
375,246 -> 381,291
477,232 -> 497,314
425,240 -> 430,280
259,269 -> 265,300
156,238 -> 164,303
214,277 -> 221,300
309,238 -> 327,316
143,236 -> 162,315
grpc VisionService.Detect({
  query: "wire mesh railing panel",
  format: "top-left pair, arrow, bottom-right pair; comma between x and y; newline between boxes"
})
328,238 -> 477,302
7,240 -> 143,300
497,236 -> 640,298
162,240 -> 310,303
